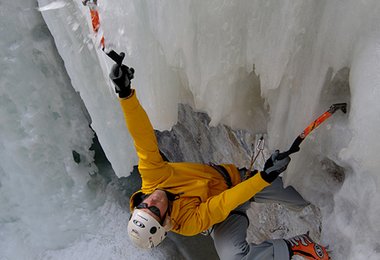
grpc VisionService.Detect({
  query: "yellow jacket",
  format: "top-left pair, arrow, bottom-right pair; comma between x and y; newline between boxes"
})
120,90 -> 270,236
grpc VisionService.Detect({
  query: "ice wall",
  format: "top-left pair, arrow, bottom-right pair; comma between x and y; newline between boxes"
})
34,0 -> 380,259
37,0 -> 138,178
0,1 -> 186,259
0,0 -> 99,257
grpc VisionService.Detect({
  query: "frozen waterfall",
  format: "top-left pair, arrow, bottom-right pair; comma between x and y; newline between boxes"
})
1,0 -> 380,259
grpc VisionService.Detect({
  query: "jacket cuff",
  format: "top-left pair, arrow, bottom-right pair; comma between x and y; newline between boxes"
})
119,89 -> 139,111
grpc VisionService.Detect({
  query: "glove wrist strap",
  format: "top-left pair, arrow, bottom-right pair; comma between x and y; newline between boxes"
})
260,170 -> 277,183
119,88 -> 134,99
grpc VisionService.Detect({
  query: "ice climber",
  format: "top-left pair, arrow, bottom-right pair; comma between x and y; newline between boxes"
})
109,58 -> 330,260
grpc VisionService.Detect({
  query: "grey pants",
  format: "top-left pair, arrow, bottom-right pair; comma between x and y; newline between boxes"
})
211,177 -> 310,260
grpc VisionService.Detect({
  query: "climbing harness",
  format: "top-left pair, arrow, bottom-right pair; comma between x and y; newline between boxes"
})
209,163 -> 233,189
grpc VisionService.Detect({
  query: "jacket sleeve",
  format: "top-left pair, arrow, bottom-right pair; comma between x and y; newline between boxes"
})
178,173 -> 270,236
119,90 -> 165,171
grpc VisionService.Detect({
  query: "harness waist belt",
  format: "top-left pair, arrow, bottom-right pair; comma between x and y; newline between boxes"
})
209,163 -> 232,189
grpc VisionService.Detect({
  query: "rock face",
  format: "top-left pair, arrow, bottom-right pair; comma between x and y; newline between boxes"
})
156,103 -> 256,169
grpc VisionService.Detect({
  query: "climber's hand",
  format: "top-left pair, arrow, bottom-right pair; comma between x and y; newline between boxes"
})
109,63 -> 134,98
260,150 -> 290,183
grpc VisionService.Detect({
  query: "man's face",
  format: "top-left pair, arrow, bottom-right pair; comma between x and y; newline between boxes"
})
137,189 -> 169,223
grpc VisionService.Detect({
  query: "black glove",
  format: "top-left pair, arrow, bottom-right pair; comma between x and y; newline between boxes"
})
260,150 -> 291,183
109,63 -> 135,98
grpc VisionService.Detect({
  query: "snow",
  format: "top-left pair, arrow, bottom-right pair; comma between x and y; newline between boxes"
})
1,0 -> 380,259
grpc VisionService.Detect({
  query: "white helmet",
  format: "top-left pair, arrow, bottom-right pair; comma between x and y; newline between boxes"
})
128,209 -> 168,249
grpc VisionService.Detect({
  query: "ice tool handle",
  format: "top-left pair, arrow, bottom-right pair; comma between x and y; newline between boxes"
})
277,103 -> 347,160
107,50 -> 125,66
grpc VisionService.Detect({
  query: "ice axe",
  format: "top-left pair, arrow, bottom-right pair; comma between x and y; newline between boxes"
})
277,103 -> 347,160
